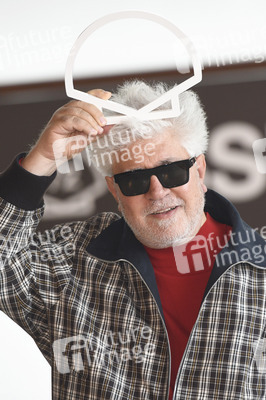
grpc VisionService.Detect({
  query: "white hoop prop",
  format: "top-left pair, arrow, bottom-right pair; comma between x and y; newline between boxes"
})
65,11 -> 202,124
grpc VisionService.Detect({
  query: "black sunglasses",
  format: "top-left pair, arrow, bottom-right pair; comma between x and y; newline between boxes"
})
114,157 -> 196,196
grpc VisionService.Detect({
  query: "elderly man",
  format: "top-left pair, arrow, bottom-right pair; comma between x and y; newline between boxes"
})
0,81 -> 265,399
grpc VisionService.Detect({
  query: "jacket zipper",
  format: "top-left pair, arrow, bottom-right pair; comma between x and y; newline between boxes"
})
172,261 -> 249,399
90,254 -> 172,399
120,258 -> 172,400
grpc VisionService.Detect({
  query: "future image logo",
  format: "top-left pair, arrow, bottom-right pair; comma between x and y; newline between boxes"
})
52,326 -> 156,374
172,235 -> 213,275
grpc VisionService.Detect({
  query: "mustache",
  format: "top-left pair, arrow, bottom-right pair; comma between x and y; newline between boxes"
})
144,198 -> 185,215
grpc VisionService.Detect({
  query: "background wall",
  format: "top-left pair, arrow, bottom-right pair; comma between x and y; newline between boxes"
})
1,65 -> 266,230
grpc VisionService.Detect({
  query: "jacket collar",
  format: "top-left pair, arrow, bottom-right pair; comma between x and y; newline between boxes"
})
203,189 -> 266,297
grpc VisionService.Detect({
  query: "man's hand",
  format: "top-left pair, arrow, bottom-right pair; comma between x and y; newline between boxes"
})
21,89 -> 112,176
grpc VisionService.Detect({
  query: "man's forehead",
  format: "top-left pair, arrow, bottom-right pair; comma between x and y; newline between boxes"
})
111,131 -> 189,175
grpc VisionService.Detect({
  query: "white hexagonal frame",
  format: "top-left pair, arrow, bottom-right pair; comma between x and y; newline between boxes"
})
65,10 -> 202,124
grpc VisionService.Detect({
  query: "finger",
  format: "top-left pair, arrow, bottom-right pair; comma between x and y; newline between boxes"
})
88,124 -> 115,146
63,101 -> 107,129
86,89 -> 112,126
102,124 -> 115,135
58,114 -> 101,138
63,89 -> 112,127
61,106 -> 104,134
88,89 -> 112,100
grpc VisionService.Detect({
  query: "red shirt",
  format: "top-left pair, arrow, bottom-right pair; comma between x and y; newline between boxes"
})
144,213 -> 232,399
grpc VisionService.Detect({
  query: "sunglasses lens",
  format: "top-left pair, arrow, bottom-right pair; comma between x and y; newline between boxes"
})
116,173 -> 150,196
158,163 -> 189,188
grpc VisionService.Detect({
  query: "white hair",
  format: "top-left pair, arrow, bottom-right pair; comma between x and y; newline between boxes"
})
87,80 -> 208,176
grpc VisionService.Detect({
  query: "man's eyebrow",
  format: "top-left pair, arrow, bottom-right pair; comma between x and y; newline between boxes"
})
157,157 -> 179,165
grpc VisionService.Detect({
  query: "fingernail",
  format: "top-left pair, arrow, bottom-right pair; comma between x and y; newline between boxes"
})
98,127 -> 104,134
100,117 -> 107,125
90,129 -> 97,135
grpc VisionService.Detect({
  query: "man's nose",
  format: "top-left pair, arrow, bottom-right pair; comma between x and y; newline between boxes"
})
146,175 -> 171,200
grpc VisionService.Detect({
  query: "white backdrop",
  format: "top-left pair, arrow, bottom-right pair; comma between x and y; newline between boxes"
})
1,0 -> 266,85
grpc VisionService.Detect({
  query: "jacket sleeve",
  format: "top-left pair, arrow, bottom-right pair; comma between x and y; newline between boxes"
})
0,155 -> 74,363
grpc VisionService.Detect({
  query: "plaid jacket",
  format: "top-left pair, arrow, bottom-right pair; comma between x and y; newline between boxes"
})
0,158 -> 266,399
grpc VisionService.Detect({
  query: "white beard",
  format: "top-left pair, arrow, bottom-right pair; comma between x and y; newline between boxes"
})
118,182 -> 206,249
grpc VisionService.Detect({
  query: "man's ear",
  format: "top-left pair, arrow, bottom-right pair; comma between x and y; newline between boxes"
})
105,176 -> 120,204
195,154 -> 207,193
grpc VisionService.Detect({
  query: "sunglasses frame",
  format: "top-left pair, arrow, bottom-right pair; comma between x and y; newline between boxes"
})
114,157 -> 196,196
